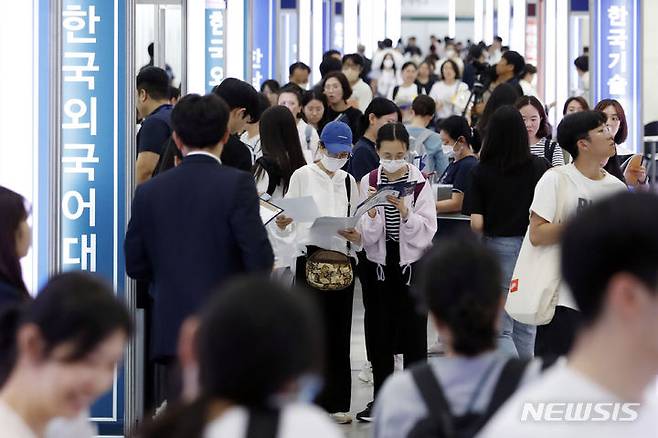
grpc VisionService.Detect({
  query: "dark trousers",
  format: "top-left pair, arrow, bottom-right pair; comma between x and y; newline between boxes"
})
295,255 -> 355,413
138,280 -> 180,413
368,241 -> 427,398
535,305 -> 583,358
357,251 -> 376,361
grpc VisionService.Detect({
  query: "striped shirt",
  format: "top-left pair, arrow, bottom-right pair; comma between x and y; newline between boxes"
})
381,170 -> 409,242
530,137 -> 565,167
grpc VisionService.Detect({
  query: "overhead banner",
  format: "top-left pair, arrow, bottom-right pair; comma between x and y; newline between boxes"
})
58,0 -> 127,434
206,0 -> 226,91
592,0 -> 642,152
250,0 -> 276,88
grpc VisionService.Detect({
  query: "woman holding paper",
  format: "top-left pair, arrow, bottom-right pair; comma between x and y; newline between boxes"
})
274,121 -> 361,424
253,105 -> 307,284
355,122 -> 437,422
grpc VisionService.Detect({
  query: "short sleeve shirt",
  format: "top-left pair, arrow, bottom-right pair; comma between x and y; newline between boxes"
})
439,155 -> 478,194
137,104 -> 173,155
530,164 -> 627,308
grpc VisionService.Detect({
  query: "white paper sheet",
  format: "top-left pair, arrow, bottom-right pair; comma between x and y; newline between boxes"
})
259,199 -> 283,225
272,196 -> 321,223
309,216 -> 359,242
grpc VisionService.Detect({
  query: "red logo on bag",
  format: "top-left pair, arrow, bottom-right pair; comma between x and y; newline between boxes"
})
510,279 -> 519,293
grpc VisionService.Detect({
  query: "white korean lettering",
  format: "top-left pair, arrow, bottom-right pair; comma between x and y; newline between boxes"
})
62,189 -> 96,226
63,52 -> 99,90
62,97 -> 97,135
63,4 -> 101,44
62,143 -> 99,181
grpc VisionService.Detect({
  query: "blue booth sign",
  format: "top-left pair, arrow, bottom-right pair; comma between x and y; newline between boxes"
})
250,0 -> 276,88
59,0 -> 127,434
206,0 -> 226,92
592,0 -> 642,152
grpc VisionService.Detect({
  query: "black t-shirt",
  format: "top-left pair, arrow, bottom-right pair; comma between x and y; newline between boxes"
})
321,106 -> 363,141
137,104 -> 173,155
221,135 -> 253,172
463,156 -> 549,237
439,155 -> 478,194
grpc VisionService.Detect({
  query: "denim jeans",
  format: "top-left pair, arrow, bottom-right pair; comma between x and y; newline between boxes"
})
484,236 -> 537,359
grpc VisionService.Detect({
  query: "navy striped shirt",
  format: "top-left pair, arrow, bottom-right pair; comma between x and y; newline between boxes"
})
381,170 -> 409,242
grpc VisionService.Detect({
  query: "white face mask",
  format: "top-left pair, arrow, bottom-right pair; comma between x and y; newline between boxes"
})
446,49 -> 456,58
383,59 -> 394,69
381,159 -> 407,173
342,69 -> 359,83
321,154 -> 348,172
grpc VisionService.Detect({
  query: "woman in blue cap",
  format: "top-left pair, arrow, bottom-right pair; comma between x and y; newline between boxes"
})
275,121 -> 361,424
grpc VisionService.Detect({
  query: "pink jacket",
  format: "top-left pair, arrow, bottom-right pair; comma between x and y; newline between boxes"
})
357,164 -> 437,268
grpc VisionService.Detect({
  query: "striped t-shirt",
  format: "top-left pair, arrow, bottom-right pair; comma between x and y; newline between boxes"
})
530,137 -> 565,167
381,170 -> 410,242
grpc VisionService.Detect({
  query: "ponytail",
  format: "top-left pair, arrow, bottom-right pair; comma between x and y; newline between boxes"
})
357,97 -> 401,140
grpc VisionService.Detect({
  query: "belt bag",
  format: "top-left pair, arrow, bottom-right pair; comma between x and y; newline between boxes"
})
305,249 -> 354,291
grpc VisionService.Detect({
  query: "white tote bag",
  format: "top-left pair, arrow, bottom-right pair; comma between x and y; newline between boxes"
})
505,169 -> 568,326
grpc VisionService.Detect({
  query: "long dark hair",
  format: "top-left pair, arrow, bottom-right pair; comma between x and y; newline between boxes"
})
479,106 -> 532,172
0,187 -> 29,295
139,277 -> 323,438
254,106 -> 307,194
358,97 -> 401,139
515,95 -> 550,139
0,272 -> 132,386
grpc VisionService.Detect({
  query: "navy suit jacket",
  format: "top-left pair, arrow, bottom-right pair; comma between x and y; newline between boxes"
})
125,154 -> 274,359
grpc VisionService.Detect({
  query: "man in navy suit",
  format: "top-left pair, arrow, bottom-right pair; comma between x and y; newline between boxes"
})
125,93 -> 274,405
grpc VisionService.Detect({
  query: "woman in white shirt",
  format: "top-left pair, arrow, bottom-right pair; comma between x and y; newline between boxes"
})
429,59 -> 469,120
140,278 -> 342,438
375,54 -> 400,99
278,86 -> 320,163
275,121 -> 362,424
389,62 -> 422,123
252,106 -> 307,284
0,272 -> 131,438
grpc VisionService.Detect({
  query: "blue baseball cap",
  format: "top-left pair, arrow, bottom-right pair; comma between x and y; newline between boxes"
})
320,121 -> 353,154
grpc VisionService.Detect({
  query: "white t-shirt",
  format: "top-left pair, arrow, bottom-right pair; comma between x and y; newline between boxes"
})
203,403 -> 342,438
429,80 -> 469,119
239,131 -> 262,165
351,79 -> 373,113
0,400 -> 36,438
389,83 -> 419,108
296,119 -> 319,164
530,164 -> 627,308
479,362 -> 658,438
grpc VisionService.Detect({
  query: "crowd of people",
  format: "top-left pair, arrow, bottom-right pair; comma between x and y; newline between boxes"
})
0,33 -> 657,438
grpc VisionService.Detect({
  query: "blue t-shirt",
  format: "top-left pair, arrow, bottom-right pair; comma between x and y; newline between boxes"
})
349,137 -> 380,182
137,104 -> 173,155
439,155 -> 478,193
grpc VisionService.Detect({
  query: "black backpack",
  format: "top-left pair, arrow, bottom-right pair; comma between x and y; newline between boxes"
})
393,83 -> 423,101
407,358 -> 528,438
246,408 -> 280,438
